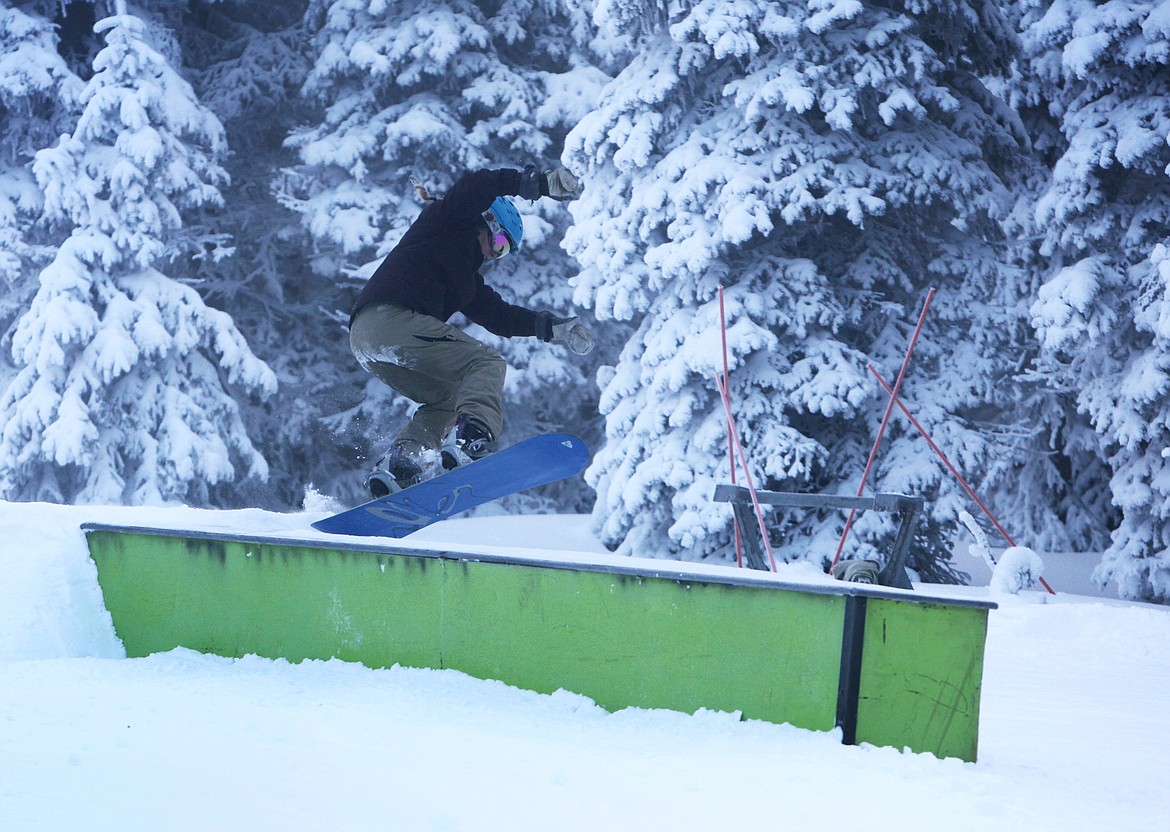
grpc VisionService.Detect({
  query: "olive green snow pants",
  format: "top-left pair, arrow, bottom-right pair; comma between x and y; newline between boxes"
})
349,303 -> 506,455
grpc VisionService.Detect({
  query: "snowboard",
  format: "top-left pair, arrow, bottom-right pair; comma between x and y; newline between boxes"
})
311,433 -> 589,538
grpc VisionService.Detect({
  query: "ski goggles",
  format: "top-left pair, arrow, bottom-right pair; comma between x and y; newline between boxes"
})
481,210 -> 514,258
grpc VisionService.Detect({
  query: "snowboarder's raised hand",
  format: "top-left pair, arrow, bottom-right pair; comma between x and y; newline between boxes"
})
535,312 -> 595,355
519,165 -> 583,202
542,167 -> 582,201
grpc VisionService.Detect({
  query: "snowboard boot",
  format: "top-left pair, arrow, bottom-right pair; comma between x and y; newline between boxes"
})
440,415 -> 496,471
365,444 -> 424,499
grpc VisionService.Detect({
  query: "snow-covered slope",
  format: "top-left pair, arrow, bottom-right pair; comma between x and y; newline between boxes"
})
1,501 -> 1167,831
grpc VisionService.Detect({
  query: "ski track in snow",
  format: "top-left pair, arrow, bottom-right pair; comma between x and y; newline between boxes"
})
1,502 -> 1167,832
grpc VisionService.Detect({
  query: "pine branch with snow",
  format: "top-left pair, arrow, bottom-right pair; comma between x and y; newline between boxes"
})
0,3 -> 83,383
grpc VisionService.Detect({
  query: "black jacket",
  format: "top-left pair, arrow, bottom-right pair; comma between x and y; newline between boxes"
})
350,168 -> 539,337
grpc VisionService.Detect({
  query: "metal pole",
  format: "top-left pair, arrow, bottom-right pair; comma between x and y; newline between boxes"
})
715,373 -> 777,571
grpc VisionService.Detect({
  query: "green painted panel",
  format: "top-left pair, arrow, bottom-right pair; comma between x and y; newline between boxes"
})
441,560 -> 844,729
89,531 -> 444,668
855,598 -> 989,761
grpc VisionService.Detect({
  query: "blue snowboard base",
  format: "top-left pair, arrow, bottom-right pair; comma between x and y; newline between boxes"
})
312,433 -> 589,538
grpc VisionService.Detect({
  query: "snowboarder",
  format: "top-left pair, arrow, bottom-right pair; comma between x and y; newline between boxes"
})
349,165 -> 594,498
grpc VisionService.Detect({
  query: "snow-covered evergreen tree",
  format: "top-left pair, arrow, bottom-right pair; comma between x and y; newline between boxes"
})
986,2 -> 1117,560
567,0 -> 1031,575
1015,0 -> 1170,602
0,2 -> 82,384
129,0 -> 345,508
285,0 -> 613,509
0,11 -> 275,504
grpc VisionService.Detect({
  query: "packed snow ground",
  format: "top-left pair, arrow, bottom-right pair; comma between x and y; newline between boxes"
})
1,500 -> 1168,832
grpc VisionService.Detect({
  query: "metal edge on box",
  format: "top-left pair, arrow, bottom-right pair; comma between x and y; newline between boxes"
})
79,522 -> 997,609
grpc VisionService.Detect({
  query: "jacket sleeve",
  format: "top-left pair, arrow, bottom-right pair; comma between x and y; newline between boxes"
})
442,168 -> 524,223
461,275 -> 540,338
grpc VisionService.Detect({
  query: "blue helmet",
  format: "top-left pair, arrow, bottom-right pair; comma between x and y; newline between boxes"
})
486,196 -> 523,253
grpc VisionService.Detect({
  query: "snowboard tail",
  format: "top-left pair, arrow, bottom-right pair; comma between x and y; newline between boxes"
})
312,433 -> 588,538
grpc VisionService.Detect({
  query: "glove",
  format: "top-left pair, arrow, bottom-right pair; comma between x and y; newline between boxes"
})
518,165 -> 584,202
535,312 -> 595,355
552,316 -> 594,354
541,166 -> 582,201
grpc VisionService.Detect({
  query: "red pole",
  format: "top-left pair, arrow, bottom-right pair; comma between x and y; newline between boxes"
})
831,288 -> 936,570
868,366 -> 1056,595
718,286 -> 744,567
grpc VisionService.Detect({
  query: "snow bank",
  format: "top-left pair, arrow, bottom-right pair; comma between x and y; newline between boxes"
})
1,500 -> 1168,832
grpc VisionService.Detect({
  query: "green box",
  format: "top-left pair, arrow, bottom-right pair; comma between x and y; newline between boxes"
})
84,525 -> 994,760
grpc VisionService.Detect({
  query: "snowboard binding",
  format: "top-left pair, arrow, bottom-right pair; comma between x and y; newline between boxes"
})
365,445 -> 424,499
440,415 -> 496,471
